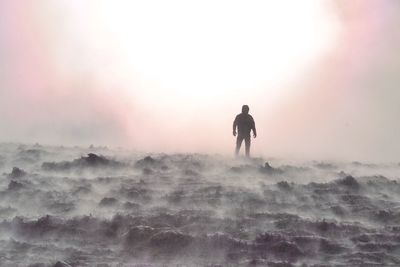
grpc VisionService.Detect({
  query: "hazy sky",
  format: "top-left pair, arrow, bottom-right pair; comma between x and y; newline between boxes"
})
1,0 -> 400,161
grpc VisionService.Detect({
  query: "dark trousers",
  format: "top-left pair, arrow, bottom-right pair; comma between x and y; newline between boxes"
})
235,134 -> 251,157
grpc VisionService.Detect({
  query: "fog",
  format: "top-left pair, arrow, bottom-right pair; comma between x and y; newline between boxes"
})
1,143 -> 400,266
1,0 -> 400,162
2,2 -> 400,266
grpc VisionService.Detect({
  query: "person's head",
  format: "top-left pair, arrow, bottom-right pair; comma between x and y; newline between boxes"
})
242,105 -> 249,114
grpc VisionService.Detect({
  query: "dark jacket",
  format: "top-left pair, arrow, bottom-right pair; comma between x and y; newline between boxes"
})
233,113 -> 256,136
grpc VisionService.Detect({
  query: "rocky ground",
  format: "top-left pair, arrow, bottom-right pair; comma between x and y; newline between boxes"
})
0,143 -> 400,266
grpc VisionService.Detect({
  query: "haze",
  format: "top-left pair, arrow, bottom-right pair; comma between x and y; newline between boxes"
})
1,0 -> 400,162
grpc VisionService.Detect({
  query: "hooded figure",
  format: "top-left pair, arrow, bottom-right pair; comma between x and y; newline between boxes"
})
233,105 -> 257,157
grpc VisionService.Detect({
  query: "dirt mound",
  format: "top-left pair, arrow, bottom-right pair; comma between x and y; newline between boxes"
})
8,167 -> 27,179
42,153 -> 125,171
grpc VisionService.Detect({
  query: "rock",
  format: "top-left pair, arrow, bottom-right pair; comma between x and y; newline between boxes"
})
28,264 -> 46,267
42,153 -> 124,171
8,180 -> 24,191
85,153 -> 109,166
53,261 -> 72,267
8,167 -> 26,179
259,162 -> 283,174
264,162 -> 273,170
99,197 -> 118,207
277,181 -> 291,191
336,175 -> 360,189
270,241 -> 303,259
124,225 -> 156,246
149,230 -> 193,250
135,156 -> 161,169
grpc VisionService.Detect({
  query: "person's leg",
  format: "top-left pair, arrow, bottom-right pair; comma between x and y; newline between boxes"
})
244,135 -> 251,157
235,135 -> 244,156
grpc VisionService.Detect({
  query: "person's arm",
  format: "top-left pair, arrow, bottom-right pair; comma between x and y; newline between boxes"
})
251,116 -> 257,138
233,116 -> 238,136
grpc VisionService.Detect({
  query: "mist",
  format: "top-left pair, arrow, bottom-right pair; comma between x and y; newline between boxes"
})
1,0 -> 400,162
3,2 -> 400,266
1,143 -> 400,266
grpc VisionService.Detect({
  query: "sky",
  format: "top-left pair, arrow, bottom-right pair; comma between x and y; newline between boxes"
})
1,0 -> 400,162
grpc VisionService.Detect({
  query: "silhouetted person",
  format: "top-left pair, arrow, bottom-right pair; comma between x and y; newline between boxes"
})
233,105 -> 257,157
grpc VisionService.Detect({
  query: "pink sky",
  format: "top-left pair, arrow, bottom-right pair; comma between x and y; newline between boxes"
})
1,0 -> 400,161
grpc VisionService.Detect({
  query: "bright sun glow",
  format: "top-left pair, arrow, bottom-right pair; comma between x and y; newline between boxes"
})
71,0 -> 339,108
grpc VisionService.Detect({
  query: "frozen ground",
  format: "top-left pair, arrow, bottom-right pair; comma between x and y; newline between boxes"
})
0,143 -> 400,267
